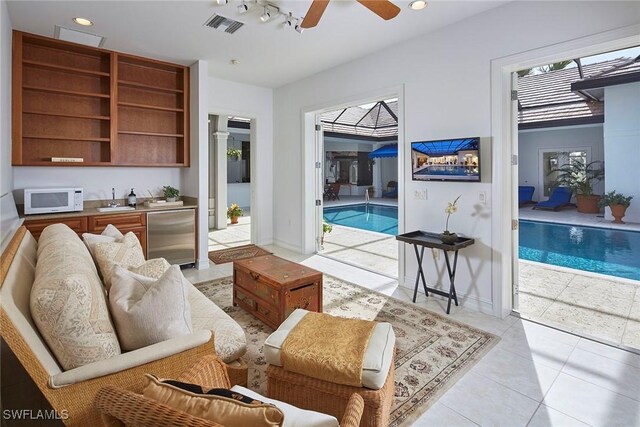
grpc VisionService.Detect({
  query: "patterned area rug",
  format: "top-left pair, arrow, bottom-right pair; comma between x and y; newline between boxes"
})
195,276 -> 498,426
208,244 -> 271,264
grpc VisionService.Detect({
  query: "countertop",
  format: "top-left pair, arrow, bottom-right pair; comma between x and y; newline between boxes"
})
20,197 -> 197,221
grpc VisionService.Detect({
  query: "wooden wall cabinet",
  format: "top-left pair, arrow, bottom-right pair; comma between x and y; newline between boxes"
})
12,31 -> 189,167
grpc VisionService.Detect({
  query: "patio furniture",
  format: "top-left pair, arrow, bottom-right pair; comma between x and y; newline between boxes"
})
325,183 -> 340,201
518,186 -> 535,207
533,186 -> 574,211
382,181 -> 398,198
396,230 -> 475,314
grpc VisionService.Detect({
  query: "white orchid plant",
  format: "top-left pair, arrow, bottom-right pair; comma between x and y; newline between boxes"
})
444,195 -> 461,234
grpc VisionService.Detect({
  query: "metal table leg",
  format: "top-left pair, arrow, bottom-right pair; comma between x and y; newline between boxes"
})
412,244 -> 429,302
443,250 -> 460,314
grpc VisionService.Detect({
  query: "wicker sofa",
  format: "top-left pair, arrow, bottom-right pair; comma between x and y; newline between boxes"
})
0,224 -> 248,426
94,354 -> 365,427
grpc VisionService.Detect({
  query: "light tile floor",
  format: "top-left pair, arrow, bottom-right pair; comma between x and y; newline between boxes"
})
518,260 -> 640,351
184,246 -> 640,427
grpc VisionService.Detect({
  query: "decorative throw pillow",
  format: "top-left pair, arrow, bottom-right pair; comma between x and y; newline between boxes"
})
30,224 -> 121,370
142,374 -> 284,427
127,258 -> 171,280
93,232 -> 145,290
82,224 -> 125,257
109,265 -> 193,351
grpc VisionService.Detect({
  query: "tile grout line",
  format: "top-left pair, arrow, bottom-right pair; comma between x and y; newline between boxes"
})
430,402 -> 482,427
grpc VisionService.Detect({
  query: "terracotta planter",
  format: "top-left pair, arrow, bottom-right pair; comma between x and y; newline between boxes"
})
609,204 -> 628,224
230,216 -> 239,224
576,194 -> 601,214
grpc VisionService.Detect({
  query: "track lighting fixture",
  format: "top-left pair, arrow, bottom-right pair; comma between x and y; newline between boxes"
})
237,0 -> 249,13
285,12 -> 294,27
294,22 -> 304,34
216,0 -> 229,4
260,6 -> 271,22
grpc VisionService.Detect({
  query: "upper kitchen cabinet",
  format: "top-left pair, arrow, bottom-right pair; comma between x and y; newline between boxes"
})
11,31 -> 190,167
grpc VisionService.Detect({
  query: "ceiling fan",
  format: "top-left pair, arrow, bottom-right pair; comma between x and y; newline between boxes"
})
300,0 -> 401,29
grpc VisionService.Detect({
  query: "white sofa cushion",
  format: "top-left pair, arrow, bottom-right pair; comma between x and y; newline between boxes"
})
30,224 -> 121,371
264,309 -> 395,390
231,385 -> 339,427
109,265 -> 193,351
93,232 -> 145,290
187,282 -> 247,363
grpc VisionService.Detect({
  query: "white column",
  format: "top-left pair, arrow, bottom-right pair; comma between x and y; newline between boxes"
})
213,130 -> 230,229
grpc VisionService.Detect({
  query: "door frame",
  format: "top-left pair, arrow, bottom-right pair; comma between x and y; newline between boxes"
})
491,24 -> 640,318
537,147 -> 592,201
301,85 -> 406,284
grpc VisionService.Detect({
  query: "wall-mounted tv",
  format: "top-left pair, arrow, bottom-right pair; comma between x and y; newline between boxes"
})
411,137 -> 481,182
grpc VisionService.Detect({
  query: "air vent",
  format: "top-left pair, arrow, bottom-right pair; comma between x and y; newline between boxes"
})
54,26 -> 105,47
204,14 -> 244,34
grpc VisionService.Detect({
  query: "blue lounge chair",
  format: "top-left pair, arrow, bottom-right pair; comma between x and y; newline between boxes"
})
533,187 -> 574,211
518,186 -> 535,207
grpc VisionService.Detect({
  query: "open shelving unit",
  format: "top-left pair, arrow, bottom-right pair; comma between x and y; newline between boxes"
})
12,31 -> 189,167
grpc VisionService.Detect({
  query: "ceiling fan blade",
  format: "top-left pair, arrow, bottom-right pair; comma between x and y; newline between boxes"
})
356,0 -> 401,20
301,0 -> 331,29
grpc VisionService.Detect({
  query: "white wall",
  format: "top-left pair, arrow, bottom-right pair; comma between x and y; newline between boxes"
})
518,125 -> 604,201
209,76 -> 273,245
604,82 -> 640,223
13,167 -> 181,203
0,0 -> 12,196
228,183 -> 250,208
379,156 -> 398,192
273,1 -> 640,313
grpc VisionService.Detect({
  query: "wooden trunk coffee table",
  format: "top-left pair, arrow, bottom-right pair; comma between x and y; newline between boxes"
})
233,255 -> 323,329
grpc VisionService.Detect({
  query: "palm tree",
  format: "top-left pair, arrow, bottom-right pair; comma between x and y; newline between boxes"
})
538,60 -> 574,73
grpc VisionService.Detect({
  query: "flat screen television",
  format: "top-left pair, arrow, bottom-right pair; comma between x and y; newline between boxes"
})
411,137 -> 481,182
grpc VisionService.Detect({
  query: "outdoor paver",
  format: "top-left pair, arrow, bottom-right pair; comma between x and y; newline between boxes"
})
519,262 -> 640,350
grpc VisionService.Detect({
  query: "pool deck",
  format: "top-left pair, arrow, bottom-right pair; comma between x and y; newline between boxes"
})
518,260 -> 640,351
519,205 -> 640,232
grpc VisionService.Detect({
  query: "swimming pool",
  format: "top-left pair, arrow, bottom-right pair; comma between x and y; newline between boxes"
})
414,165 -> 479,177
323,204 -> 398,235
519,220 -> 640,281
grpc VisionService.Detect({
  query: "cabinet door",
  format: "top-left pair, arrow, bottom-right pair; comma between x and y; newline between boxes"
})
88,212 -> 146,232
129,227 -> 147,259
24,216 -> 88,240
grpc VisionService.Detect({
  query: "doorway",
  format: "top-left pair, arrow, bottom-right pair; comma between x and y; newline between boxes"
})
207,115 -> 256,253
512,45 -> 640,351
314,98 -> 401,278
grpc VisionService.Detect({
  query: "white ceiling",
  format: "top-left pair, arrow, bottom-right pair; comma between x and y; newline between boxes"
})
7,0 -> 508,88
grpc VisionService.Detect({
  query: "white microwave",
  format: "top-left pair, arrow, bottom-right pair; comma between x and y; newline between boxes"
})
24,188 -> 84,215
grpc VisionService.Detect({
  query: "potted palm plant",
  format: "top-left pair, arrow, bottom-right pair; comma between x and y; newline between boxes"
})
549,158 -> 604,213
598,191 -> 633,224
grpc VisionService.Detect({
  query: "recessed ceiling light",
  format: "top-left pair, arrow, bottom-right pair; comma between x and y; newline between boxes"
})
408,0 -> 428,10
72,17 -> 94,26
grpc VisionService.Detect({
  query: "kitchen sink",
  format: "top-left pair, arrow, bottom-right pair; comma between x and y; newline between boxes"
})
96,206 -> 136,213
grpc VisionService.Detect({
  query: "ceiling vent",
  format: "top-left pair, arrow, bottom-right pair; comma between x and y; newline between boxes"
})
204,14 -> 244,34
54,26 -> 105,47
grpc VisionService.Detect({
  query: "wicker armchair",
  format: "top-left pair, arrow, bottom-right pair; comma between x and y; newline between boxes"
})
95,355 -> 365,427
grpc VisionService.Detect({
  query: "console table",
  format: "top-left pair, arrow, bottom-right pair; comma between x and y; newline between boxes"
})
396,231 -> 475,314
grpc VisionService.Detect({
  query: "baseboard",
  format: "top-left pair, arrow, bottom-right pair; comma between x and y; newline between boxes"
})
401,277 -> 494,315
272,239 -> 302,253
195,259 -> 210,270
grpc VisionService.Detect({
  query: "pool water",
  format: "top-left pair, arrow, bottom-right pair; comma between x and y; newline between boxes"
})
414,165 -> 479,177
519,220 -> 640,281
323,204 -> 398,235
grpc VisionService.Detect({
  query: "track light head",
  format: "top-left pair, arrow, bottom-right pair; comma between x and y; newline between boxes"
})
294,22 -> 304,34
285,12 -> 294,26
260,6 -> 271,22
237,1 -> 249,13
216,0 -> 229,4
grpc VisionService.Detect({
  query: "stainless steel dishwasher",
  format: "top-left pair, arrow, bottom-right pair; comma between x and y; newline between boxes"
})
147,209 -> 196,265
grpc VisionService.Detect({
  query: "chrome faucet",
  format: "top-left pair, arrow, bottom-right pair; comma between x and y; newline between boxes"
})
108,188 -> 119,208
